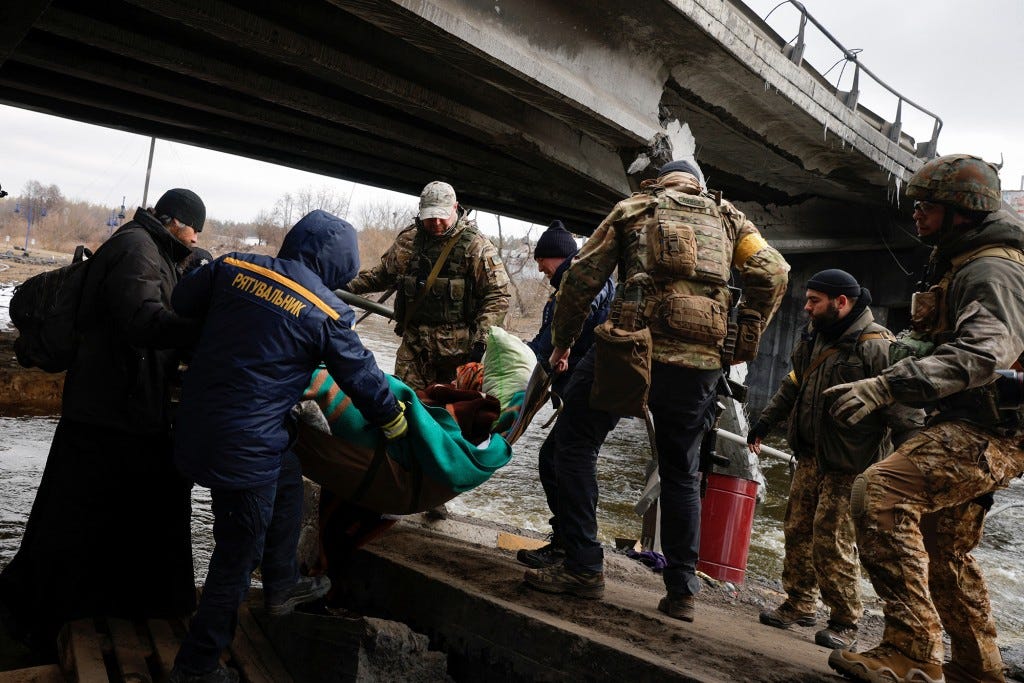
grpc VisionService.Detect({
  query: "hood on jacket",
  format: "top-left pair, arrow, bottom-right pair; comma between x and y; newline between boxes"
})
935,209 -> 1024,260
277,210 -> 360,290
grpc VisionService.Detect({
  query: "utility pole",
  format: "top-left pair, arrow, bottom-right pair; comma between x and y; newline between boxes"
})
141,137 -> 156,208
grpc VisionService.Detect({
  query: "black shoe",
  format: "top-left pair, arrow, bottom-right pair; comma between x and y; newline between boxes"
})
169,665 -> 239,683
814,621 -> 857,650
517,542 -> 566,569
266,576 -> 332,616
523,565 -> 605,599
759,604 -> 817,629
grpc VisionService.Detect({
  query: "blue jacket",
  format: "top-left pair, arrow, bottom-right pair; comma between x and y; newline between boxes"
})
172,210 -> 399,490
526,255 -> 614,395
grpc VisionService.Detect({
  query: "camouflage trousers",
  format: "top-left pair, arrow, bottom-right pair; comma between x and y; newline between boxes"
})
781,456 -> 861,625
394,324 -> 471,391
854,420 -> 1024,669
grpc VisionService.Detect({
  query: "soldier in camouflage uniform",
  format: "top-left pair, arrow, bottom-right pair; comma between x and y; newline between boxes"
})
825,155 -> 1024,683
522,159 -> 789,619
347,181 -> 511,390
749,269 -> 923,650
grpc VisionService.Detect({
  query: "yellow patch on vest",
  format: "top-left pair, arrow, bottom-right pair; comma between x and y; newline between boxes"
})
733,233 -> 769,269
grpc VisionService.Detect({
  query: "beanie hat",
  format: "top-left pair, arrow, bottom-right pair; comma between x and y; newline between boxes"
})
534,220 -> 578,259
806,269 -> 861,298
155,188 -> 206,232
659,159 -> 705,187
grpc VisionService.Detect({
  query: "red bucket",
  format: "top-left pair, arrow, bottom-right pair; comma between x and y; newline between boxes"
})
697,473 -> 758,584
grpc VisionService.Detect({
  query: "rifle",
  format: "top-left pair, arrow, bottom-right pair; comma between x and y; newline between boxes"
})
353,287 -> 396,327
334,289 -> 396,320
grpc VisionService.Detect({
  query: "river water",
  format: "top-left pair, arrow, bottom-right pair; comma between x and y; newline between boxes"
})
1,286 -> 1022,649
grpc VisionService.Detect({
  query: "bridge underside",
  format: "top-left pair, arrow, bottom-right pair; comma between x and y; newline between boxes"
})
2,0 -> 926,238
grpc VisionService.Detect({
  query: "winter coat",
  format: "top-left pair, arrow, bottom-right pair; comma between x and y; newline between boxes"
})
884,210 -> 1024,428
171,210 -> 399,490
526,256 -> 613,395
758,307 -> 923,474
62,209 -> 199,434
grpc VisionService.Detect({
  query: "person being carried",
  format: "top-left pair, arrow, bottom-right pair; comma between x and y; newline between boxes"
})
749,269 -> 923,650
168,210 -> 406,683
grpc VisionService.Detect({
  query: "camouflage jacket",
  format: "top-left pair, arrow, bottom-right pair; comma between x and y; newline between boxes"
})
347,216 -> 511,346
759,307 -> 924,473
884,209 -> 1024,426
551,173 -> 790,369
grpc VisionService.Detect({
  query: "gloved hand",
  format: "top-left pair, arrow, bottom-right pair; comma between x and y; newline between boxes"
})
746,420 -> 769,445
380,401 -> 409,441
468,341 -> 486,364
746,420 -> 769,454
824,376 -> 894,426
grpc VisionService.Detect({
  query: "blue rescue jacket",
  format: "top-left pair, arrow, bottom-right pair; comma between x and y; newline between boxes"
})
172,210 -> 399,490
527,255 -> 614,395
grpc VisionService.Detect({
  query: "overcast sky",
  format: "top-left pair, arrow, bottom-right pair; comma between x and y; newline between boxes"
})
1,0 -> 1021,235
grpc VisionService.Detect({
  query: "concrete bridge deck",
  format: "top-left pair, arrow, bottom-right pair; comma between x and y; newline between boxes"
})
1,0 -> 930,233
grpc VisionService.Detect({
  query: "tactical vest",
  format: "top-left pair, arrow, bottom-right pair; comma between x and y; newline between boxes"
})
910,244 -> 1024,426
612,186 -> 734,348
394,223 -> 479,328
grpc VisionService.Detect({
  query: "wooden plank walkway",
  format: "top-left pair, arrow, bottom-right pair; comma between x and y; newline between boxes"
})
0,605 -> 293,683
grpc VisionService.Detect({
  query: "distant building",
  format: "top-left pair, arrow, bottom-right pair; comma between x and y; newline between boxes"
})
242,236 -> 262,246
1004,190 -> 1024,218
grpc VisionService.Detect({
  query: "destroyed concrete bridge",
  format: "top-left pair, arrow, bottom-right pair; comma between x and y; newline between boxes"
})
0,0 -> 943,408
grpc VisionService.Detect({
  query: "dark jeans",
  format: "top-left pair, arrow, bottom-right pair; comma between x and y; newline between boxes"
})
548,351 -> 718,593
174,451 -> 303,675
648,363 -> 719,596
546,348 -> 620,573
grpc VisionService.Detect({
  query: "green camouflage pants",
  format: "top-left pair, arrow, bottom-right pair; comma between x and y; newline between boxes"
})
854,420 -> 1024,669
781,455 -> 861,625
394,325 -> 471,391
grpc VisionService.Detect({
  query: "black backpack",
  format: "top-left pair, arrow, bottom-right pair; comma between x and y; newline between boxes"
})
10,244 -> 96,372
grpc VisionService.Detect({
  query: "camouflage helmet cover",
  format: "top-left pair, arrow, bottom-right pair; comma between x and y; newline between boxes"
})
905,154 -> 1001,212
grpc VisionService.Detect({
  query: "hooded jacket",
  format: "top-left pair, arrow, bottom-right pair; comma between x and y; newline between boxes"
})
171,210 -> 399,490
884,209 -> 1024,421
63,208 -> 199,434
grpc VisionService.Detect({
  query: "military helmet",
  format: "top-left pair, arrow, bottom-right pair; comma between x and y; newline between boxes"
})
906,154 -> 1001,212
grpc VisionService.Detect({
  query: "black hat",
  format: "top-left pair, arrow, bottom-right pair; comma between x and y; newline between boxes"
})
155,188 -> 206,232
806,269 -> 860,298
534,220 -> 578,259
659,159 -> 705,187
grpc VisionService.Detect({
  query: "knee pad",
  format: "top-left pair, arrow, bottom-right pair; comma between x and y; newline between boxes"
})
851,474 -> 868,520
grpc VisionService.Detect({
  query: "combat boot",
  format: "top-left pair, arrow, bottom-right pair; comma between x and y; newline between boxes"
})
658,594 -> 695,622
523,565 -> 604,599
943,661 -> 1006,683
815,620 -> 858,650
828,644 -> 944,683
759,602 -> 817,629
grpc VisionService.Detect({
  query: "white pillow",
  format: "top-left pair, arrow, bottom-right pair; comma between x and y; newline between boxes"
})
481,326 -> 536,408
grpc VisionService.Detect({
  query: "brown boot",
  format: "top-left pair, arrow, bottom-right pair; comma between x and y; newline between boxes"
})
759,602 -> 817,629
523,565 -> 604,599
658,594 -> 695,622
828,644 -> 944,683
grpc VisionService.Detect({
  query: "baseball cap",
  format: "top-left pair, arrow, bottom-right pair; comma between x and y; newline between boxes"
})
418,181 -> 457,221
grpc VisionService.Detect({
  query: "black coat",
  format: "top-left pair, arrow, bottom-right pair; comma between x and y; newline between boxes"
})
62,209 -> 200,434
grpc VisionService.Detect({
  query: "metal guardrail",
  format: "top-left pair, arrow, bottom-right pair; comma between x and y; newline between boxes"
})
763,0 -> 942,159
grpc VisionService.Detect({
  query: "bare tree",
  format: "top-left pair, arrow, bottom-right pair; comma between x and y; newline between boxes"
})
355,198 -> 416,231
